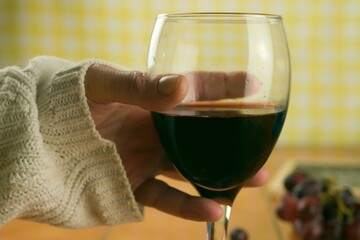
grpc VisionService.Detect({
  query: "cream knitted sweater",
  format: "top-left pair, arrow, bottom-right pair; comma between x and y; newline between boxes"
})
0,56 -> 143,228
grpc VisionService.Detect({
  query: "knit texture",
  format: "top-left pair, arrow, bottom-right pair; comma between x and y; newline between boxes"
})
0,56 -> 143,228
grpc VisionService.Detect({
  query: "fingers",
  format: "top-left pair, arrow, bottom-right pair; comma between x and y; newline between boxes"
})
85,65 -> 261,111
134,178 -> 223,222
85,64 -> 262,111
244,167 -> 270,187
185,71 -> 261,101
134,167 -> 268,222
159,166 -> 269,186
84,64 -> 188,111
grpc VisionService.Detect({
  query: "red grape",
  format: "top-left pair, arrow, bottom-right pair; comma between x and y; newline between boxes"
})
293,217 -> 323,240
230,227 -> 248,240
323,218 -> 343,240
276,170 -> 360,240
345,219 -> 360,240
284,171 -> 308,192
292,178 -> 323,199
276,193 -> 299,221
297,195 -> 322,221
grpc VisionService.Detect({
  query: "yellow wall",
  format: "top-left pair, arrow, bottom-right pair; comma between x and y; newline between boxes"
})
1,0 -> 359,148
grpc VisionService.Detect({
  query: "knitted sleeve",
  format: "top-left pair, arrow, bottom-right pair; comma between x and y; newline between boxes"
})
0,56 -> 143,228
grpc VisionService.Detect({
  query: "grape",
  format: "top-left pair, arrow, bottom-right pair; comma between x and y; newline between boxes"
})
353,203 -> 360,220
292,178 -> 323,199
293,217 -> 323,240
230,227 -> 248,240
318,177 -> 332,193
284,171 -> 308,192
276,193 -> 299,221
339,188 -> 356,209
276,170 -> 360,240
323,219 -> 343,240
345,219 -> 360,240
297,195 -> 322,221
322,198 -> 338,221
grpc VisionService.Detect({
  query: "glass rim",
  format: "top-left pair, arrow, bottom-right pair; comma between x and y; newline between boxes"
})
157,12 -> 283,22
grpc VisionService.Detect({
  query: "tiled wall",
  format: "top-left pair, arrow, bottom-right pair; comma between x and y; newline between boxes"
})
1,0 -> 359,148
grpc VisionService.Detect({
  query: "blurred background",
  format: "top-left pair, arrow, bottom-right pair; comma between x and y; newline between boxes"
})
0,1 -> 359,239
0,0 -> 359,149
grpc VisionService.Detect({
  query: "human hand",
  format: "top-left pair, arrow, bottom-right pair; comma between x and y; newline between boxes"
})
84,64 -> 268,222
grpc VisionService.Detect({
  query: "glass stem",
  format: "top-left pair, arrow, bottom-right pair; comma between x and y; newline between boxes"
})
206,204 -> 232,240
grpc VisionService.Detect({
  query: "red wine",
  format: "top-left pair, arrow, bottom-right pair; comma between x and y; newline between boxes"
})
152,103 -> 286,199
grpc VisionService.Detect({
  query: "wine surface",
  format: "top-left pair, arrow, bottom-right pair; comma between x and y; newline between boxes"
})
152,103 -> 287,193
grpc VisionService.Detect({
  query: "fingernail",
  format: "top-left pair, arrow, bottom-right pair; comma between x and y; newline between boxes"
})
157,75 -> 181,96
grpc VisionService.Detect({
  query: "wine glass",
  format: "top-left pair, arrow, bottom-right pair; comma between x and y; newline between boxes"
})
148,13 -> 290,240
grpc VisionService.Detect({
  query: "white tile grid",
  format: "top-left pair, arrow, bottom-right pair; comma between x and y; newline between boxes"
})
0,0 -> 359,147
281,0 -> 359,147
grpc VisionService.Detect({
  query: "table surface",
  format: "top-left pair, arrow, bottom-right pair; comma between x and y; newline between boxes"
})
1,147 -> 359,240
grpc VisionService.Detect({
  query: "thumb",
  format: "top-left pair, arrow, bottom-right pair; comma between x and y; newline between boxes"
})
84,64 -> 188,111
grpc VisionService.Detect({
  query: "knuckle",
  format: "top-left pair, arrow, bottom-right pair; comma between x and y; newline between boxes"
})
127,71 -> 154,104
128,71 -> 148,96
